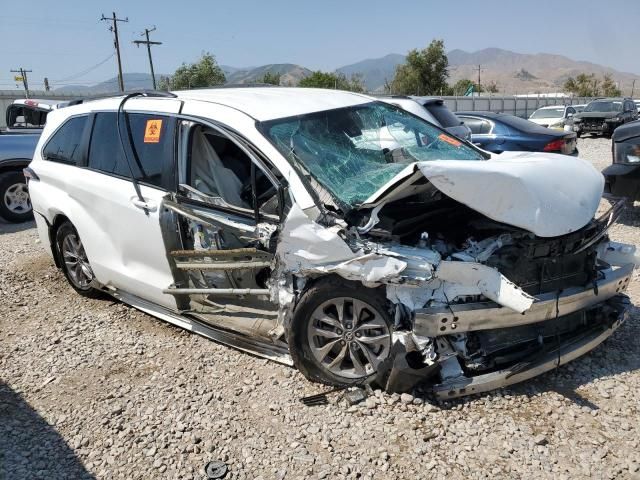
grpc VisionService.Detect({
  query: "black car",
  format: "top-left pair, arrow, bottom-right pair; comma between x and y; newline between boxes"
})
572,98 -> 638,138
456,111 -> 577,155
603,120 -> 640,201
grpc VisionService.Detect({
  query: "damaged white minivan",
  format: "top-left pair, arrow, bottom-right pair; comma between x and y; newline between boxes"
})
26,88 -> 637,399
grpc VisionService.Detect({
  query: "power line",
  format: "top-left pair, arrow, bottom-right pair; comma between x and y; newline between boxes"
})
52,53 -> 115,83
100,11 -> 128,92
133,27 -> 162,89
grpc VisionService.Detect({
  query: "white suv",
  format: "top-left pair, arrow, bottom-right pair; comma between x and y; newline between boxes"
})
27,88 -> 636,398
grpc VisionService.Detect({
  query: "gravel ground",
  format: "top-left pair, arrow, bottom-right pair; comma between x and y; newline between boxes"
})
1,137 -> 640,480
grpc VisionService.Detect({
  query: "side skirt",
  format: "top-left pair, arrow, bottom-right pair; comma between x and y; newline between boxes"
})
109,289 -> 294,366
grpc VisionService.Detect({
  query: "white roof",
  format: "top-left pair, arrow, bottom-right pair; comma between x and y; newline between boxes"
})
173,87 -> 374,121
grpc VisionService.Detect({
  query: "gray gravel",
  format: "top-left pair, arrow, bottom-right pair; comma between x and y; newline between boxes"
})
1,137 -> 640,479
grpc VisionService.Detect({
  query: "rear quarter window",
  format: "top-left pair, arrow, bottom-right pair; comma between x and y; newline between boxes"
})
424,103 -> 461,127
42,116 -> 89,166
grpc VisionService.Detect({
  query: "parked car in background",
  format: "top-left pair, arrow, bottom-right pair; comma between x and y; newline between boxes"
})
26,88 -> 635,398
376,95 -> 472,141
456,111 -> 577,155
572,98 -> 638,138
603,120 -> 640,201
634,100 -> 640,112
529,105 -> 577,129
0,99 -> 67,222
3,99 -> 67,134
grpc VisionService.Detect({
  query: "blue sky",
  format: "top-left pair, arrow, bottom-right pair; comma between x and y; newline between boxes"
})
1,0 -> 638,90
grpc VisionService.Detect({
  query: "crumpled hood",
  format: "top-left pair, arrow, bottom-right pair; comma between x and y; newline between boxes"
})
361,152 -> 604,238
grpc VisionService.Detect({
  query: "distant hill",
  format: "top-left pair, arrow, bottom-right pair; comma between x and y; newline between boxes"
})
54,73 -> 157,94
336,54 -> 405,91
224,63 -> 312,86
54,48 -> 640,96
336,47 -> 640,94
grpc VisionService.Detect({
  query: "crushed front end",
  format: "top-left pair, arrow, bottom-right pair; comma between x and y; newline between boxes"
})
360,197 -> 635,398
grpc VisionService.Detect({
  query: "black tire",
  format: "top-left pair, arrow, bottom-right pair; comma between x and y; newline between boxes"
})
0,171 -> 32,223
55,221 -> 101,298
287,276 -> 393,387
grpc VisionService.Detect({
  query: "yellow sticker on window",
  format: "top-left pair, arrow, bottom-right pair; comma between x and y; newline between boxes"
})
144,119 -> 163,143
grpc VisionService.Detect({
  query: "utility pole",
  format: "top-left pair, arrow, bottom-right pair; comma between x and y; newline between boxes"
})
10,68 -> 32,98
632,79 -> 636,98
133,27 -> 162,89
477,64 -> 481,96
101,12 -> 128,92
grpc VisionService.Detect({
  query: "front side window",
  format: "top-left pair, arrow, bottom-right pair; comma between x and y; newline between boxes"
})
87,112 -> 175,189
262,102 -> 485,208
186,124 -> 279,217
460,117 -> 492,135
42,116 -> 88,166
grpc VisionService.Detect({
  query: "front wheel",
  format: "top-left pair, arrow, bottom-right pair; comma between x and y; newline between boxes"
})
55,221 -> 101,298
288,278 -> 393,386
0,171 -> 32,223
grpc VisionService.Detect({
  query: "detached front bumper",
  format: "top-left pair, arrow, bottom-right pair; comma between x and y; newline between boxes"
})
414,264 -> 633,337
431,295 -> 630,399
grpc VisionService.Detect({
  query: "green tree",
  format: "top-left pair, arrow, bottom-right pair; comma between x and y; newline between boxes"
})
298,71 -> 365,92
260,71 -> 281,85
485,81 -> 499,93
563,73 -> 600,97
601,74 -> 621,97
158,52 -> 226,90
450,78 -> 477,96
390,39 -> 449,95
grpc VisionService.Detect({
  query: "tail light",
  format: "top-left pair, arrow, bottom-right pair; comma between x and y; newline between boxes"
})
543,139 -> 565,152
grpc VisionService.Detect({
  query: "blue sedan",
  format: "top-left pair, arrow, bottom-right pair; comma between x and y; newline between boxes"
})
456,111 -> 578,155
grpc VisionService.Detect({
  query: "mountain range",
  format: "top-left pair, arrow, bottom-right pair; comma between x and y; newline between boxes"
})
54,48 -> 640,96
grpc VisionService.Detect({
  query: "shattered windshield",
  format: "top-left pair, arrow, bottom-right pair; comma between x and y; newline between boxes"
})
262,102 -> 485,208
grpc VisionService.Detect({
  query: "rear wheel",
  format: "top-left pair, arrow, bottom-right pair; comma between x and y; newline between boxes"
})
289,278 -> 393,386
55,221 -> 101,298
0,171 -> 32,223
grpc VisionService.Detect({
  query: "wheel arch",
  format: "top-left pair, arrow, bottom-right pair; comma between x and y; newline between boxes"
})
49,214 -> 72,269
0,158 -> 31,176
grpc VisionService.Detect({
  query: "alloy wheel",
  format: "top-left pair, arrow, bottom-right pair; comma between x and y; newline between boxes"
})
3,182 -> 31,214
61,233 -> 94,289
307,297 -> 391,379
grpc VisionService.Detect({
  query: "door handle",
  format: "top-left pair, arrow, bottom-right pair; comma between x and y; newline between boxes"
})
131,198 -> 158,212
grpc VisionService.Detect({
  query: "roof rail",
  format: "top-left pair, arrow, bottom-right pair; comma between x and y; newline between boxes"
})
66,89 -> 177,106
182,83 -> 277,90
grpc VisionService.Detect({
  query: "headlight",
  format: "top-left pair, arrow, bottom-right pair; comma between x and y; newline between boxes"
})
607,117 -> 621,122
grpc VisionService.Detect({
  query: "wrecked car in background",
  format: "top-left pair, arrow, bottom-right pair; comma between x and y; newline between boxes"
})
26,88 -> 637,399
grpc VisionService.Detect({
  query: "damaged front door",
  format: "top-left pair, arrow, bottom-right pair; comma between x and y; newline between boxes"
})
164,120 -> 285,340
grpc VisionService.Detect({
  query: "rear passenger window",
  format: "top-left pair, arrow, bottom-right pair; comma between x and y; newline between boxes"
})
87,112 -> 175,189
43,116 -> 88,165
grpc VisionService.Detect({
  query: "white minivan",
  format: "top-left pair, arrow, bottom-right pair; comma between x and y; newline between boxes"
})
26,88 -> 635,398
